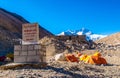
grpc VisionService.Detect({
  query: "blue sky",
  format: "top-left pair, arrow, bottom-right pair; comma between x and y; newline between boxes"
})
0,0 -> 120,35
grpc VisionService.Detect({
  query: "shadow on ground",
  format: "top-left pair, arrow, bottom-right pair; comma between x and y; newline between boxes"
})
43,66 -> 89,78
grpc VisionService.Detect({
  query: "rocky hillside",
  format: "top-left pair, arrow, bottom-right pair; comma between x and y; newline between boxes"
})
0,8 -> 53,56
39,35 -> 93,58
0,8 -> 53,39
96,32 -> 120,45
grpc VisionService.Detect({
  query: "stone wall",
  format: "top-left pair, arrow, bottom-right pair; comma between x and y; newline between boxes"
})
14,44 -> 46,63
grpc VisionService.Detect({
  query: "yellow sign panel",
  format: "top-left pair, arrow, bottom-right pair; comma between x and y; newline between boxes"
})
22,23 -> 39,44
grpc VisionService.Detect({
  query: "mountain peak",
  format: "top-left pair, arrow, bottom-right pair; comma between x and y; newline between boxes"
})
58,28 -> 107,41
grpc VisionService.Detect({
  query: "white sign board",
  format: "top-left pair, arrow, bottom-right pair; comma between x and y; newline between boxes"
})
22,23 -> 39,44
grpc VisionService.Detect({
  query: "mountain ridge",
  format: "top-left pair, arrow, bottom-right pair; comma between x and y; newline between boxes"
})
96,32 -> 120,45
0,8 -> 53,38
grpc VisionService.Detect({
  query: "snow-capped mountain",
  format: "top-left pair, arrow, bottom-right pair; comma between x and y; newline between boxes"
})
57,28 -> 107,41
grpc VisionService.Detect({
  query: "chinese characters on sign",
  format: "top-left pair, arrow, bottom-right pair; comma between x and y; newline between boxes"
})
22,23 -> 39,44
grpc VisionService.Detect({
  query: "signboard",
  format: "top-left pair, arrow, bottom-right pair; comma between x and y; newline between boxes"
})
22,23 -> 39,44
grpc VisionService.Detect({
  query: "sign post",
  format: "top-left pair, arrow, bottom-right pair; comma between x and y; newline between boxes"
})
22,23 -> 39,45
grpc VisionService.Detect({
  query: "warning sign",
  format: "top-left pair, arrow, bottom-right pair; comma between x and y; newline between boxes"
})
22,23 -> 39,44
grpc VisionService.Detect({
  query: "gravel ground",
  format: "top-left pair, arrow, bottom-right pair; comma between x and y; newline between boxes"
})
0,62 -> 120,78
0,50 -> 120,78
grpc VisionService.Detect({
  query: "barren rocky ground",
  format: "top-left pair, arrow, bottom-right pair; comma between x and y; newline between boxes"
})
0,49 -> 120,78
